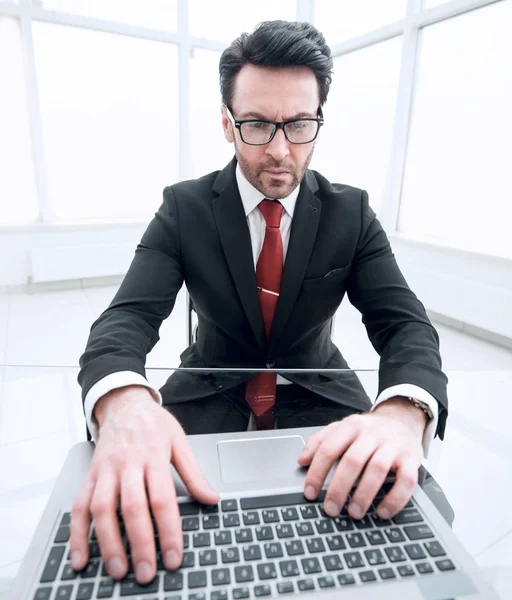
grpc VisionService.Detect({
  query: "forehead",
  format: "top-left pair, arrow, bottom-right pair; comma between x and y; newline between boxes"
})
231,65 -> 319,118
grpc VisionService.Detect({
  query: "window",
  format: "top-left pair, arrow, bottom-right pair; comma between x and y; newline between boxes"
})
32,23 -> 179,221
0,17 -> 38,224
40,0 -> 177,31
189,0 -> 296,43
398,1 -> 512,258
314,0 -> 408,44
310,37 -> 403,216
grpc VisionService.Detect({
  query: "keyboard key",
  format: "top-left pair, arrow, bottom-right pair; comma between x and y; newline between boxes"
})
301,557 -> 322,574
378,567 -> 396,580
54,585 -> 73,600
54,526 -> 70,544
81,560 -> 100,578
436,559 -> 456,571
120,574 -> 159,595
97,578 -> 115,598
385,546 -> 406,563
322,554 -> 343,571
182,517 -> 200,531
33,589 -> 52,600
354,515 -> 373,530
235,565 -> 254,583
397,565 -> 415,577
326,535 -> 345,551
181,551 -> 195,568
306,538 -> 325,553
179,502 -> 201,515
215,531 -> 232,545
60,563 -> 77,581
89,541 -> 101,558
212,567 -> 231,585
76,582 -> 94,600
347,532 -> 367,548
212,591 -> 228,600
193,533 -> 211,547
366,530 -> 386,545
221,547 -> 240,563
405,543 -> 427,560
393,509 -> 423,525
241,493 -> 313,510
285,540 -> 305,556
264,542 -> 283,558
300,505 -> 318,519
221,499 -> 238,512
223,514 -> 241,528
276,524 -> 294,539
203,515 -> 220,529
315,519 -> 334,534
188,570 -> 208,588
257,562 -> 277,580
232,587 -> 250,599
385,527 -> 406,543
184,534 -> 190,549
189,593 -> 206,600
164,572 -> 183,591
40,546 -> 65,583
404,524 -> 434,541
243,545 -> 262,561
318,575 -> 335,588
262,509 -> 280,523
424,541 -> 447,557
280,559 -> 300,577
359,570 -> 377,583
201,503 -> 219,513
417,562 -> 434,574
371,514 -> 392,528
277,581 -> 294,594
364,549 -> 385,566
243,512 -> 260,525
256,527 -> 274,541
344,551 -> 364,569
254,584 -> 271,597
281,507 -> 299,521
235,529 -> 253,544
296,522 -> 314,536
60,513 -> 71,526
297,578 -> 315,591
333,517 -> 353,532
338,573 -> 356,585
199,549 -> 217,566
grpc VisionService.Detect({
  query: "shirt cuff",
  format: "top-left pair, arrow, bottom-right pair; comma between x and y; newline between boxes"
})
371,384 -> 439,459
84,371 -> 162,442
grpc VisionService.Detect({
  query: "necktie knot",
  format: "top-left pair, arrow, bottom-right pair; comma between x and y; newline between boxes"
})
258,199 -> 283,229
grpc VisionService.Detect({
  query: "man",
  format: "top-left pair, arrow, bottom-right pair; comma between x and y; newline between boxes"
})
72,21 -> 448,585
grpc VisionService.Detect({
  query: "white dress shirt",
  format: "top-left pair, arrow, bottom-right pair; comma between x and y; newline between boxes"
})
84,164 -> 438,456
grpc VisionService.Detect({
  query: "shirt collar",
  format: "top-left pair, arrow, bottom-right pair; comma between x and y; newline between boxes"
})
236,163 -> 299,219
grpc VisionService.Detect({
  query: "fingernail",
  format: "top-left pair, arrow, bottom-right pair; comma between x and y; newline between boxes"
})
349,503 -> 362,519
325,500 -> 340,516
300,445 -> 310,455
135,560 -> 153,582
379,507 -> 391,520
304,485 -> 316,500
70,550 -> 82,569
164,549 -> 180,570
107,557 -> 125,579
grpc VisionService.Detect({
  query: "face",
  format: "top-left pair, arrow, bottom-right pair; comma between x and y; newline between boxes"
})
221,65 -> 320,199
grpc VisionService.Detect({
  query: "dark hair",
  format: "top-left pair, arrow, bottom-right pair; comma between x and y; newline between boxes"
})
219,20 -> 333,108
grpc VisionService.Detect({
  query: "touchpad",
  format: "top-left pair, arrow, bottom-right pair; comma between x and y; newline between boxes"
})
217,435 -> 305,484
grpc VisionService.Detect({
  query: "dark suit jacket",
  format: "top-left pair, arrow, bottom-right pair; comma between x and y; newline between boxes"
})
78,158 -> 448,438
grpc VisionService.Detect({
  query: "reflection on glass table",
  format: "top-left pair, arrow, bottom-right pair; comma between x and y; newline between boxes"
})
0,366 -> 510,599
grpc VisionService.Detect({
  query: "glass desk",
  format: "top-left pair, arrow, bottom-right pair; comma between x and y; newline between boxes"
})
0,366 -> 510,598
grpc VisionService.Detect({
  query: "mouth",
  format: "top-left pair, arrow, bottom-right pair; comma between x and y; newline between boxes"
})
264,169 -> 290,176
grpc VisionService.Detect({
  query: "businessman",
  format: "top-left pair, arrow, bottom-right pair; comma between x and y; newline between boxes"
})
72,21 -> 448,584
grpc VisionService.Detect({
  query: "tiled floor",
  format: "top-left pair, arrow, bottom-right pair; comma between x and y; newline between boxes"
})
0,285 -> 511,598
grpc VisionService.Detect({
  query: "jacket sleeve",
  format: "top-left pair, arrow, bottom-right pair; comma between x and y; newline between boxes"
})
346,190 -> 448,439
78,186 -> 184,403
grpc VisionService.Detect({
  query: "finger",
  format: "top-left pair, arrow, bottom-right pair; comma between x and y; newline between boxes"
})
348,446 -> 395,520
70,473 -> 96,571
90,469 -> 126,580
377,455 -> 421,519
297,422 -> 338,466
171,431 -> 220,505
324,436 -> 379,518
303,419 -> 359,502
120,467 -> 156,584
146,458 -> 183,571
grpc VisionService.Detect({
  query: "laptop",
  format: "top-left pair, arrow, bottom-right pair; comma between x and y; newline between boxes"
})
10,423 -> 499,599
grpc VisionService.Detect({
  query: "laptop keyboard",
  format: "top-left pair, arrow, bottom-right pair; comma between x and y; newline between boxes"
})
33,484 -> 456,600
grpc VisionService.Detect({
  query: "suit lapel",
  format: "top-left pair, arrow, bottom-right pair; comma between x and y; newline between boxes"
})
269,170 -> 320,352
212,159 -> 266,351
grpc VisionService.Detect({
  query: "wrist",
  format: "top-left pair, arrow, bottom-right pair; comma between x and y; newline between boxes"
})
374,396 -> 428,433
94,385 -> 154,427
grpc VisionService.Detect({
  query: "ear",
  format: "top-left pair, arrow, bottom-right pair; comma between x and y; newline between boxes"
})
221,105 -> 234,143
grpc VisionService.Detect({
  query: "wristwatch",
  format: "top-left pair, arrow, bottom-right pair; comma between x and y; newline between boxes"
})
406,397 -> 434,420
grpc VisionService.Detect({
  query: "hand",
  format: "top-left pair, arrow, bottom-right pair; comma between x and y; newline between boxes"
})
69,385 -> 219,584
297,397 -> 426,521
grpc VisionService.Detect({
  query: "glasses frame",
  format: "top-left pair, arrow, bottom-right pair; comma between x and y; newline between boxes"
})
225,106 -> 324,146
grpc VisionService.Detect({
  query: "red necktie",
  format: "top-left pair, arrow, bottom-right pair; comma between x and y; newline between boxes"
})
245,199 -> 284,429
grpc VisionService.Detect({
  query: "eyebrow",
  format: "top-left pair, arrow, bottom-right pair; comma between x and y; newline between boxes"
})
237,111 -> 317,120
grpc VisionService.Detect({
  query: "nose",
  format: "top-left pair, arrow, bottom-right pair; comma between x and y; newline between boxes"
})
265,127 -> 290,163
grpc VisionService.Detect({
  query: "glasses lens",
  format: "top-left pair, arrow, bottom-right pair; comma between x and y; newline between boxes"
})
284,120 -> 319,143
240,121 -> 275,144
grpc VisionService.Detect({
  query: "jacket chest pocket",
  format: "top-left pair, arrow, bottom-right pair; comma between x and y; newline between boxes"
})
302,264 -> 352,293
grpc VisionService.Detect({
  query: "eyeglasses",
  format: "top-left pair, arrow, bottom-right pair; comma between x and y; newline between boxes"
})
225,106 -> 324,146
